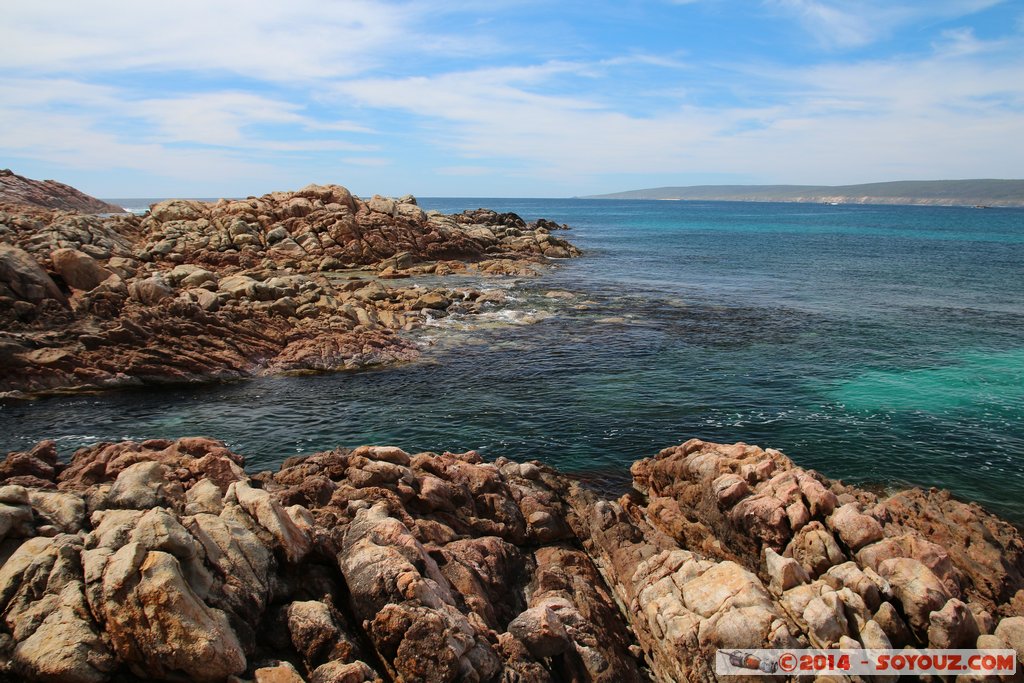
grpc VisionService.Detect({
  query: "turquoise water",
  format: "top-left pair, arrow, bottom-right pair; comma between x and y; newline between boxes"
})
2,200 -> 1023,520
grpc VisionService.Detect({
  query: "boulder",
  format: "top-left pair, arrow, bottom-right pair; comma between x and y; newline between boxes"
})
928,597 -> 979,648
184,478 -> 224,515
828,503 -> 884,551
180,268 -> 217,288
784,521 -> 846,578
859,619 -> 892,649
50,248 -> 112,291
764,547 -> 809,594
254,661 -> 306,683
219,274 -> 259,299
994,616 -> 1024,664
803,594 -> 847,647
225,480 -> 311,564
823,562 -> 881,610
148,198 -> 210,222
508,605 -> 571,659
873,600 -> 914,648
0,498 -> 33,542
411,291 -> 451,310
367,195 -> 396,216
0,243 -> 66,304
310,660 -> 379,683
286,600 -> 356,670
0,442 -> 58,483
88,544 -> 246,681
0,535 -> 115,683
877,557 -> 952,636
107,461 -> 184,510
128,276 -> 172,304
857,534 -> 961,597
191,287 -> 222,311
0,484 -> 28,505
28,489 -> 86,533
713,473 -> 751,508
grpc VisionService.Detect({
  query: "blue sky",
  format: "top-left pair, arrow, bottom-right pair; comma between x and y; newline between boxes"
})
1,0 -> 1022,198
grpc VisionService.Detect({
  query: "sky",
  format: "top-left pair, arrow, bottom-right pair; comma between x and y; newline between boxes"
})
1,0 -> 1022,198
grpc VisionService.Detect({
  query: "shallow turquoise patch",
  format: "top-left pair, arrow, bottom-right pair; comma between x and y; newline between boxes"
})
831,349 -> 1024,413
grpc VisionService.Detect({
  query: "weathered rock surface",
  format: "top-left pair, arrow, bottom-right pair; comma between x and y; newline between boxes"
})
0,184 -> 580,397
0,436 -> 1020,682
0,243 -> 67,306
0,169 -> 126,214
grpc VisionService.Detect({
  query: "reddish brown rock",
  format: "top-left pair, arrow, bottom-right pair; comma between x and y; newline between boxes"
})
50,248 -> 113,291
784,521 -> 847,578
0,243 -> 66,306
0,170 -> 126,214
0,436 -> 1021,683
874,487 -> 1024,616
828,502 -> 884,551
1,184 -> 580,399
928,597 -> 980,648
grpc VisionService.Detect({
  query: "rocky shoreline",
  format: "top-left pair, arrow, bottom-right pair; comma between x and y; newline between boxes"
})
3,181 -> 1024,681
0,436 -> 1021,682
0,185 -> 579,398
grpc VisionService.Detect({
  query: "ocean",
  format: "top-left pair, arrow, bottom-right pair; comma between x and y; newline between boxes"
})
3,199 -> 1023,521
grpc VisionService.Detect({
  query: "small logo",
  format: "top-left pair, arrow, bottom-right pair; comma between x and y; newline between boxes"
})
723,650 -> 778,674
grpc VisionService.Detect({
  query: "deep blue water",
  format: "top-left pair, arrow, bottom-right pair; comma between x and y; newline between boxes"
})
3,200 -> 1023,520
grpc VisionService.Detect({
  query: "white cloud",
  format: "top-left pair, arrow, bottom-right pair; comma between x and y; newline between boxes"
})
128,93 -> 373,146
767,0 -> 1008,49
436,165 -> 498,176
0,0 -> 1020,195
0,76 -> 378,192
0,107 -> 271,180
334,43 -> 1024,188
770,0 -> 878,48
340,157 -> 392,166
0,0 -> 424,82
931,28 -> 1005,57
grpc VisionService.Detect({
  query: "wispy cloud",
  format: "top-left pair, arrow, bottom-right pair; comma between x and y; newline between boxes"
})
769,0 -> 879,48
0,1 -> 423,82
931,27 -> 1005,57
0,0 -> 1020,196
766,0 -> 1008,49
436,165 -> 498,176
335,39 -> 1024,188
340,157 -> 392,166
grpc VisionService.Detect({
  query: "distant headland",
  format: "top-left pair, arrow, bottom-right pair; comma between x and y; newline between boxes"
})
581,179 -> 1024,207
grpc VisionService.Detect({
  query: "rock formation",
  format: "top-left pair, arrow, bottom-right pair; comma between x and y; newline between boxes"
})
0,170 -> 127,215
0,185 -> 579,397
0,436 -> 1021,682
4,179 -> 1022,681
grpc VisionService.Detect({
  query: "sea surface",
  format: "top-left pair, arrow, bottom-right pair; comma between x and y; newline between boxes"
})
3,199 -> 1023,521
